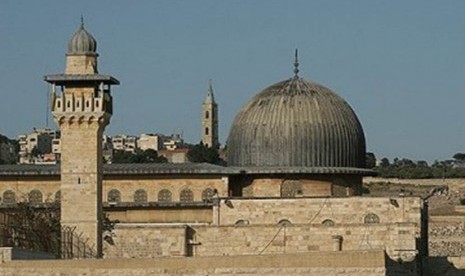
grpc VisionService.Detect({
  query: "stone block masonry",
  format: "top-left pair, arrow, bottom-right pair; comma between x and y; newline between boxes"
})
0,250 -> 387,276
214,197 -> 422,230
103,222 -> 418,262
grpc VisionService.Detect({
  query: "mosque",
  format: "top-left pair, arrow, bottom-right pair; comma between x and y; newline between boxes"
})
0,22 -> 426,275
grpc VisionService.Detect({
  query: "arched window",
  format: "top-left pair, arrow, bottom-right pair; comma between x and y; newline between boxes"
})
205,111 -> 209,119
278,219 -> 292,226
108,189 -> 121,203
281,180 -> 303,197
364,213 -> 380,224
158,189 -> 172,202
322,219 -> 335,226
180,189 -> 193,202
29,190 -> 43,204
205,127 -> 209,135
3,190 -> 16,205
55,191 -> 61,202
134,189 -> 147,203
202,188 -> 214,202
235,220 -> 250,225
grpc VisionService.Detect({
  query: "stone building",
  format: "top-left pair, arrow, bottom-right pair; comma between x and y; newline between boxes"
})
111,135 -> 138,153
0,24 -> 430,275
138,133 -> 164,151
17,128 -> 58,164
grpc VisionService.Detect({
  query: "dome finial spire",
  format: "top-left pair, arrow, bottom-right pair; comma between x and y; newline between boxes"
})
293,48 -> 299,79
80,14 -> 84,27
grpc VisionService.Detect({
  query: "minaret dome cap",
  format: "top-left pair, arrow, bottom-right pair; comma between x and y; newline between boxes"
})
67,19 -> 97,55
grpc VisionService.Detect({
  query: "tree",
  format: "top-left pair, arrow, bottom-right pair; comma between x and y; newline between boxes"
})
3,200 -> 61,255
111,150 -> 133,163
365,152 -> 376,169
453,153 -> 465,162
187,143 -> 225,165
130,149 -> 167,163
112,149 -> 167,164
379,158 -> 390,168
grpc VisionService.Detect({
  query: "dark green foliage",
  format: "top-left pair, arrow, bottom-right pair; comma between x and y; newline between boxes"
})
187,143 -> 225,165
453,153 -> 465,161
0,134 -> 19,164
112,149 -> 167,164
365,152 -> 376,169
1,200 -> 117,256
2,201 -> 61,255
0,134 -> 9,144
374,155 -> 465,179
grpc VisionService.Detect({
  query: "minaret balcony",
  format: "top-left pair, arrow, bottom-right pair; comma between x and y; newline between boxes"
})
51,92 -> 113,115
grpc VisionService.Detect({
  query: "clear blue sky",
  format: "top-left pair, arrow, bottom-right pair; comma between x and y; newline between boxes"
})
1,0 -> 465,163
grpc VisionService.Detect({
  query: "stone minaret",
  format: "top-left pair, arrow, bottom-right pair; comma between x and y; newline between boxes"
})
45,20 -> 119,257
201,80 -> 218,148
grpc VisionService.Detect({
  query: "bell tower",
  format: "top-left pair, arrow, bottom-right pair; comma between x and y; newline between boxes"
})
44,20 -> 119,257
201,80 -> 219,148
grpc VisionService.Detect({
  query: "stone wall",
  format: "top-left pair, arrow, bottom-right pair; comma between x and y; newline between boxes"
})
213,197 -> 422,229
104,175 -> 228,203
429,220 -> 465,257
239,175 -> 362,197
104,224 -> 187,258
364,177 -> 465,190
104,222 -> 418,262
0,176 -> 60,203
0,250 -> 387,276
107,208 -> 212,223
191,223 -> 418,261
0,174 -> 227,205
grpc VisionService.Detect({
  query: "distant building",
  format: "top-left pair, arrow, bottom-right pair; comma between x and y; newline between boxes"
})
112,135 -> 138,153
138,133 -> 163,151
158,148 -> 189,163
163,133 -> 184,151
18,128 -> 59,164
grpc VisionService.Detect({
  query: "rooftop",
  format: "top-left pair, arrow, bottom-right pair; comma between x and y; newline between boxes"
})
0,163 -> 375,176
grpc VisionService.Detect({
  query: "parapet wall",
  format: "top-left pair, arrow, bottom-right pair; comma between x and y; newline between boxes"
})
104,222 -> 418,262
0,250 -> 387,276
104,225 -> 186,258
192,223 -> 417,261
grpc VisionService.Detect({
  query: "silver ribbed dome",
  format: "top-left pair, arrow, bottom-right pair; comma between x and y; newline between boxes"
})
227,77 -> 366,168
67,23 -> 97,54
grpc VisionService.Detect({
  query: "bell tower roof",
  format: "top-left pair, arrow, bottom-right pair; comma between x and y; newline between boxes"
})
204,79 -> 215,104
